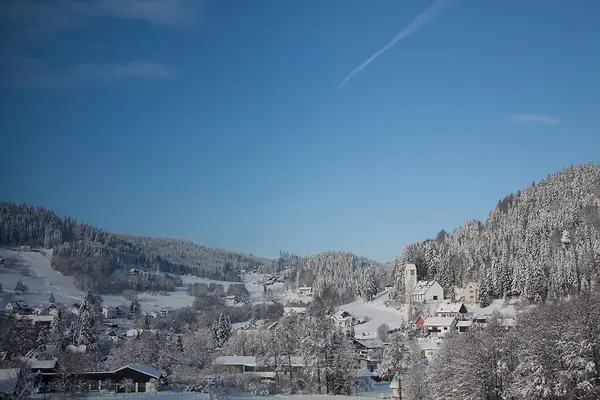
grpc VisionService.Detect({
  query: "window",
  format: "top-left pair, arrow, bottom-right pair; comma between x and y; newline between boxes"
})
410,270 -> 415,276
433,296 -> 438,300
444,327 -> 447,330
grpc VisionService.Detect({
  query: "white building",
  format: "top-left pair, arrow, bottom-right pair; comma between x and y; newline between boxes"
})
463,281 -> 479,304
410,281 -> 444,302
404,264 -> 444,302
332,310 -> 354,327
225,296 -> 237,306
418,340 -> 441,362
297,287 -> 313,297
423,316 -> 457,337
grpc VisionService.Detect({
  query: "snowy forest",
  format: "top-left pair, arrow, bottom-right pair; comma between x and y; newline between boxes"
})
0,202 -> 267,293
391,163 -> 600,305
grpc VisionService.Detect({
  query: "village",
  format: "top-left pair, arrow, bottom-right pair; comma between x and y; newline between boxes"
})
0,262 -> 516,398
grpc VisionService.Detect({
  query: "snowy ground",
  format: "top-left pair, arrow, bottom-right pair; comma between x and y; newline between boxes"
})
0,248 -> 84,308
337,293 -> 406,337
79,391 -> 391,400
0,247 -> 287,314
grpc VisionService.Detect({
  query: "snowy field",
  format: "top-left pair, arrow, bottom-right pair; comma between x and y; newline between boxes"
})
0,247 -> 286,314
0,248 -> 84,307
337,294 -> 406,337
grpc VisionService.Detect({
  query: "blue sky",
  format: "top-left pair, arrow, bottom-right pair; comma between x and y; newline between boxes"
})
1,0 -> 599,262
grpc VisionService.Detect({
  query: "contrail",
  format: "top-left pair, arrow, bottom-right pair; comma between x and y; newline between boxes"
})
339,0 -> 451,89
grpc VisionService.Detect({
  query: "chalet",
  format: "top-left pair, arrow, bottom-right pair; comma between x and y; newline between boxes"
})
353,338 -> 383,357
423,316 -> 457,337
473,313 -> 491,327
332,310 -> 354,327
414,316 -> 425,330
435,302 -> 468,319
463,281 -> 480,304
456,320 -> 473,333
105,329 -> 120,342
148,310 -> 160,319
5,300 -> 32,314
40,363 -> 165,393
213,356 -> 304,380
102,306 -> 118,319
160,307 -> 174,317
410,281 -> 444,302
225,295 -> 237,306
296,286 -> 313,297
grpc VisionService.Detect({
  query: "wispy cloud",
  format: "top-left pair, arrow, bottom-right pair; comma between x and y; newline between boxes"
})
339,0 -> 452,89
507,114 -> 560,127
1,54 -> 177,88
0,0 -> 201,88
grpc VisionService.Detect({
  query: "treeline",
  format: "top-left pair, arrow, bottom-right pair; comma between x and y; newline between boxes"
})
426,292 -> 600,399
392,163 -> 600,303
0,202 -> 269,293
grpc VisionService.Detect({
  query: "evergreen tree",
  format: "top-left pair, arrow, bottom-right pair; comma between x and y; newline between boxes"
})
129,297 -> 141,318
176,334 -> 184,353
77,310 -> 94,346
211,313 -> 231,348
362,268 -> 378,301
48,291 -> 56,305
14,280 -> 27,293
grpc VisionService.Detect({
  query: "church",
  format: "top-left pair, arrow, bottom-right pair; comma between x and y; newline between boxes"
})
404,264 -> 444,302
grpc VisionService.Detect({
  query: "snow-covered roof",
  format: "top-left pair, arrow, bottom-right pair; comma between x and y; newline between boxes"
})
354,338 -> 383,349
436,303 -> 467,314
501,318 -> 516,327
23,315 -> 54,323
284,306 -> 307,314
214,355 -> 304,367
456,320 -> 473,327
225,295 -> 236,299
411,280 -> 439,296
423,316 -> 457,327
116,364 -> 163,379
389,377 -> 400,389
0,368 -> 20,393
297,286 -> 312,291
354,369 -> 374,378
23,359 -> 57,370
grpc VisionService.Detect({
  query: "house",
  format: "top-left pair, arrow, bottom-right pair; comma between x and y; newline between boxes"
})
102,306 -> 118,319
435,302 -> 468,319
423,316 -> 457,337
473,313 -> 491,327
148,310 -> 160,319
213,356 -> 304,380
332,310 -> 354,327
39,363 -> 165,393
296,286 -> 313,297
22,315 -> 54,328
160,307 -> 174,317
225,295 -> 237,306
418,341 -> 441,362
456,320 -> 473,333
410,280 -> 444,302
0,368 -> 20,395
353,338 -> 383,358
414,316 -> 425,330
5,300 -> 32,314
463,281 -> 480,304
105,329 -> 120,342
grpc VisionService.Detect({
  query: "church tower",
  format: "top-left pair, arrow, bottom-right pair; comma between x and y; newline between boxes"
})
404,263 -> 417,302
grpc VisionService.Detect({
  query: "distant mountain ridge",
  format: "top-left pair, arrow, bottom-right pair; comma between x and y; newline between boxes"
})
392,162 -> 600,304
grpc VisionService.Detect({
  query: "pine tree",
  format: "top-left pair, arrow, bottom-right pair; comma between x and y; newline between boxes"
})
48,291 -> 56,305
176,334 -> 184,352
362,269 -> 378,301
212,313 -> 231,348
14,280 -> 27,293
129,297 -> 141,318
77,310 -> 94,346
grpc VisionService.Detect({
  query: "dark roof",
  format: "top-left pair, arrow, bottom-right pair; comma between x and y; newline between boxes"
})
115,364 -> 163,379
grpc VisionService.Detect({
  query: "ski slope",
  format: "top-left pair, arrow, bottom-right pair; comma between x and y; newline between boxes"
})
0,247 -> 286,314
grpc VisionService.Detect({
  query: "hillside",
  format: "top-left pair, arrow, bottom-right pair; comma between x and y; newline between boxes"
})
392,162 -> 600,303
0,202 -> 270,293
